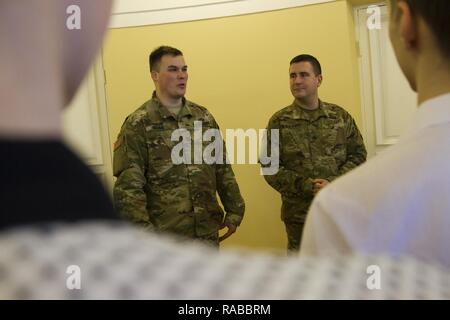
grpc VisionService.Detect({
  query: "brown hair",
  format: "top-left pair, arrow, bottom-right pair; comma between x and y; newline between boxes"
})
290,54 -> 322,75
149,46 -> 183,72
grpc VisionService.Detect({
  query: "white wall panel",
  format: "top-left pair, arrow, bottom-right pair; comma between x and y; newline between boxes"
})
62,71 -> 103,166
356,4 -> 417,157
62,60 -> 114,190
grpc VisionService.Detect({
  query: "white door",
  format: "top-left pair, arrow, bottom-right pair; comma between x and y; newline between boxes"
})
62,59 -> 114,191
355,4 -> 417,158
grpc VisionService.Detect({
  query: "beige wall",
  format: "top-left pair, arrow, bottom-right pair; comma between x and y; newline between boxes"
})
102,0 -> 363,253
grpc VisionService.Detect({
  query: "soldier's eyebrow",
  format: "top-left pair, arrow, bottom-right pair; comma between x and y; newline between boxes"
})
290,71 -> 310,77
167,65 -> 188,70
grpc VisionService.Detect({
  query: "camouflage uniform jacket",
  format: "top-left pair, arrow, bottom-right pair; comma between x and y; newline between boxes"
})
113,93 -> 245,237
263,99 -> 367,223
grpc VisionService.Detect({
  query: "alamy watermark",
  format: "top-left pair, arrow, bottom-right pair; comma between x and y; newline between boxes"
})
66,265 -> 81,290
366,264 -> 381,290
170,121 -> 279,175
367,5 -> 381,30
66,5 -> 81,30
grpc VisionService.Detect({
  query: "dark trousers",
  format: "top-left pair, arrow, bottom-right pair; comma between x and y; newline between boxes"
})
284,221 -> 305,253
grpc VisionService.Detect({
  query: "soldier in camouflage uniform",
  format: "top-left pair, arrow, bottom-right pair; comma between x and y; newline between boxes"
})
113,46 -> 245,246
262,54 -> 366,252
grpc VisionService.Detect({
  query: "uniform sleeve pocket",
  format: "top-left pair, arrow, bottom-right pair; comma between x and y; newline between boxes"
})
113,137 -> 130,177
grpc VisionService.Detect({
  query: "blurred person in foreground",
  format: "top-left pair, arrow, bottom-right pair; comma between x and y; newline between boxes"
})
301,0 -> 450,268
0,0 -> 118,229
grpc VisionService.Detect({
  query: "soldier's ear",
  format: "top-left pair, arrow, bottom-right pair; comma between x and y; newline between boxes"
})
317,74 -> 323,87
151,70 -> 159,82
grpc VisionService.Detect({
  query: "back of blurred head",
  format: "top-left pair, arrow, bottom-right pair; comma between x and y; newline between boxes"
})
0,0 -> 112,138
0,0 -> 117,228
388,0 -> 450,104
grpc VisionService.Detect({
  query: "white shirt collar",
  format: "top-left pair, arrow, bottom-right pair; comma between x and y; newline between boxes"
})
413,93 -> 450,132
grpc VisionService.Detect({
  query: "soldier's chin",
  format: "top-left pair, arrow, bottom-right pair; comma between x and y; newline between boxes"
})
293,93 -> 306,99
176,88 -> 186,97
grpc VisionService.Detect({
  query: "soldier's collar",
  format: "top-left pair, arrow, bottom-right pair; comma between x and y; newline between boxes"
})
318,100 -> 331,118
292,99 -> 330,121
151,91 -> 192,119
179,101 -> 193,118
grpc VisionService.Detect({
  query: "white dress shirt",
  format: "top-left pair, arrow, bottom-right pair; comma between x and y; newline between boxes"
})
301,93 -> 450,267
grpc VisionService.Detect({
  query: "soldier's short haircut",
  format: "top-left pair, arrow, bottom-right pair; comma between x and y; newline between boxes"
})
149,46 -> 183,72
392,0 -> 450,58
290,54 -> 322,75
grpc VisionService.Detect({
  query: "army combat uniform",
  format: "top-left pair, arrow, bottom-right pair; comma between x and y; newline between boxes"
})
113,93 -> 245,245
263,100 -> 367,252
